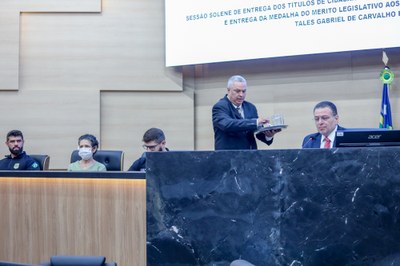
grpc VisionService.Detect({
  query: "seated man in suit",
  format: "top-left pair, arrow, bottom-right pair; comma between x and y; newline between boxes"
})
302,101 -> 345,148
128,128 -> 168,172
0,129 -> 40,170
212,75 -> 281,150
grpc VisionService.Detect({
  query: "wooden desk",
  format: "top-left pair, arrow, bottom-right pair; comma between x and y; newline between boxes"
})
0,171 -> 146,266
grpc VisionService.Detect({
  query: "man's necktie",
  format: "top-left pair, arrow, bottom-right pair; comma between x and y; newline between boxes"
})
324,137 -> 331,149
237,107 -> 244,118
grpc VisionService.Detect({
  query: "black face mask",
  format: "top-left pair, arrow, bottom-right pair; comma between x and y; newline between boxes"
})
9,146 -> 23,156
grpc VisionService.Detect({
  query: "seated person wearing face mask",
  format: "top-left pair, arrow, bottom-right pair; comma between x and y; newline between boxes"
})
67,134 -> 107,171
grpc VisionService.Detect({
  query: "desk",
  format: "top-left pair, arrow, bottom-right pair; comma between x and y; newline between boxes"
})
146,148 -> 400,265
0,171 -> 146,266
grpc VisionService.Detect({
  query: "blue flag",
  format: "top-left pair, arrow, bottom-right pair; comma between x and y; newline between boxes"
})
379,83 -> 393,129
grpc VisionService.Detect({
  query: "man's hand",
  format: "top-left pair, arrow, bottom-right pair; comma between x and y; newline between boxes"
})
263,128 -> 281,138
257,117 -> 269,126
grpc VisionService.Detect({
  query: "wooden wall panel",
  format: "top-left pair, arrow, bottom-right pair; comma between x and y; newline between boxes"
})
0,0 -> 100,91
19,0 -> 181,92
0,177 -> 146,266
0,9 -> 19,90
20,0 -> 101,12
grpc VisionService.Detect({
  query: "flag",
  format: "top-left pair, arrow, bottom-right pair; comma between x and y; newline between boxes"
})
379,51 -> 395,129
379,82 -> 393,129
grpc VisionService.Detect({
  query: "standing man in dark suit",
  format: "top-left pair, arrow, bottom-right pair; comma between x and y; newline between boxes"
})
212,75 -> 281,150
302,101 -> 345,148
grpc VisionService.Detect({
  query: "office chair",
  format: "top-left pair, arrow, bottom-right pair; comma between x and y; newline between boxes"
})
30,154 -> 50,170
70,150 -> 124,171
40,256 -> 117,266
0,262 -> 34,266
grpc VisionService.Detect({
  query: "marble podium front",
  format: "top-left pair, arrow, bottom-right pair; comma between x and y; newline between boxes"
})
146,148 -> 400,266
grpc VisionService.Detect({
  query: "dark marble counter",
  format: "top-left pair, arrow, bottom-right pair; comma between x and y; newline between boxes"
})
146,148 -> 400,266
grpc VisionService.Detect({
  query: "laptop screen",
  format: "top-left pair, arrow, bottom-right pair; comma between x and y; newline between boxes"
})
335,129 -> 400,147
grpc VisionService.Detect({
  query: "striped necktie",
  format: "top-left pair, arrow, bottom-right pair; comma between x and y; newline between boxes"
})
236,106 -> 244,118
324,137 -> 331,149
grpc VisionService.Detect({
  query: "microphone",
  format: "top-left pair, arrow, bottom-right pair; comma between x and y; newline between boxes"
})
302,133 -> 318,148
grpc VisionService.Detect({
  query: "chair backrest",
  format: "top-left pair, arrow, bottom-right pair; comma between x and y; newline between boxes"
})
70,150 -> 124,171
40,256 -> 117,266
0,262 -> 34,266
29,154 -> 50,170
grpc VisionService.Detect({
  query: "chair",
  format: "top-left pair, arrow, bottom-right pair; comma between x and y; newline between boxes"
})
30,154 -> 50,170
70,150 -> 124,171
40,256 -> 116,266
0,262 -> 34,266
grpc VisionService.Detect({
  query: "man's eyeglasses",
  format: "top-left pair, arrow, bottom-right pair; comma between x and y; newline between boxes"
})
314,116 -> 333,122
142,143 -> 160,151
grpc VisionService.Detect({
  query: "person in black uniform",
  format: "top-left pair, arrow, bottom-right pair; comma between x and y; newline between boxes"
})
128,128 -> 168,172
0,129 -> 40,170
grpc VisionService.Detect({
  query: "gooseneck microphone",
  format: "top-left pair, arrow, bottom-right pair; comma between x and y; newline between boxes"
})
302,134 -> 318,148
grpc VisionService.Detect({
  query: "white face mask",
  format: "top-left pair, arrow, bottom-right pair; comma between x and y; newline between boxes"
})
78,147 -> 93,160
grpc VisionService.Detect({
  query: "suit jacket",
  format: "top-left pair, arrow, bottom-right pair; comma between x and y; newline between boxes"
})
212,95 -> 273,150
302,125 -> 346,148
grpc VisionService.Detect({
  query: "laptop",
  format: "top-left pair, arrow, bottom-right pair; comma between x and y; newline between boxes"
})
335,128 -> 400,147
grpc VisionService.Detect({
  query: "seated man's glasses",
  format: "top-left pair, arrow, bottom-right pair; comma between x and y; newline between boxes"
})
142,143 -> 160,151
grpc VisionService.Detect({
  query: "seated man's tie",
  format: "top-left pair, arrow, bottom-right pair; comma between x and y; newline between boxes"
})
324,137 -> 331,149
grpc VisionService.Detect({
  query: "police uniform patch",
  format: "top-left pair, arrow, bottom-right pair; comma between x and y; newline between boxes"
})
13,163 -> 20,169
